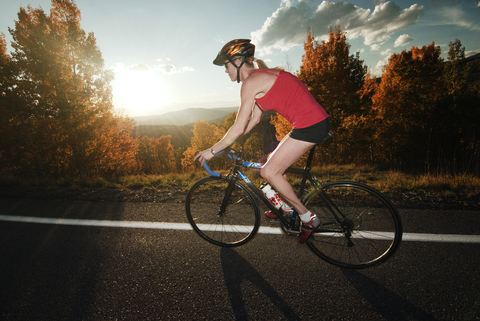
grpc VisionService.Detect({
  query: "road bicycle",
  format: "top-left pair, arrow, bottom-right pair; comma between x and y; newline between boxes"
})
185,135 -> 403,269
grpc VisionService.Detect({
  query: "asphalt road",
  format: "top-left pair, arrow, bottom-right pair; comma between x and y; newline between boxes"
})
0,198 -> 479,320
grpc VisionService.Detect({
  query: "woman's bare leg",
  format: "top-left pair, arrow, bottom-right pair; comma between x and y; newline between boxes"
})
260,136 -> 315,215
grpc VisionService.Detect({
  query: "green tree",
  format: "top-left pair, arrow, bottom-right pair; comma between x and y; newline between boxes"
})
440,39 -> 480,173
0,34 -> 16,175
444,39 -> 469,97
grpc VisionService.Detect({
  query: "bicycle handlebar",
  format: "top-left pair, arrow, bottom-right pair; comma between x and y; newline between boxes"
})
201,150 -> 225,177
200,147 -> 262,177
199,132 -> 332,177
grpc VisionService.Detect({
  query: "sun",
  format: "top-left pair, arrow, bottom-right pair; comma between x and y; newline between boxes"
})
113,69 -> 170,116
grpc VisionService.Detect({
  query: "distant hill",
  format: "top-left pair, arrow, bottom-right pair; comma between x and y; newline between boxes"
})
131,107 -> 277,150
131,107 -> 239,149
132,124 -> 194,149
132,107 -> 239,126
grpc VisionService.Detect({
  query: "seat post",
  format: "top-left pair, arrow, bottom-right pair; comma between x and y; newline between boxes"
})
304,145 -> 317,172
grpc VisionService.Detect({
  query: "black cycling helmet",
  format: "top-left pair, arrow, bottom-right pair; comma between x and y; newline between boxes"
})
213,39 -> 255,66
213,39 -> 255,83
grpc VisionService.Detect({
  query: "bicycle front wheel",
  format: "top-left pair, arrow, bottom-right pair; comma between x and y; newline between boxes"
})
185,176 -> 260,247
304,181 -> 402,269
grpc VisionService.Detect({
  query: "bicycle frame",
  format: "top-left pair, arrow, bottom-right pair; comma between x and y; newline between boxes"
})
202,145 -> 324,230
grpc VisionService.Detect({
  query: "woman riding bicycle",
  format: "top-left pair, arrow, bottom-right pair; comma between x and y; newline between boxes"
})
194,39 -> 330,243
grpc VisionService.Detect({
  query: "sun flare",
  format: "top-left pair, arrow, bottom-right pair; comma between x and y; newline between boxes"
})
113,69 -> 170,116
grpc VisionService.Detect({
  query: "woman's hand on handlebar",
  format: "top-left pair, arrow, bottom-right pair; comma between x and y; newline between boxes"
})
194,148 -> 215,166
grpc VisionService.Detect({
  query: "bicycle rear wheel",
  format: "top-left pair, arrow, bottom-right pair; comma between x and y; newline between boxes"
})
303,181 -> 402,269
185,176 -> 260,247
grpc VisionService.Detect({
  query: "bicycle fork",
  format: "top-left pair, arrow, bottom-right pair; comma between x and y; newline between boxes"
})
217,176 -> 237,218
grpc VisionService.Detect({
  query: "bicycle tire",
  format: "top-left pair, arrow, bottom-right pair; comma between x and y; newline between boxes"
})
185,176 -> 260,247
303,181 -> 402,269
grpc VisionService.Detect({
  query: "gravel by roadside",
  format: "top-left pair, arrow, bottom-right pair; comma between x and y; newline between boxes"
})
0,185 -> 478,211
0,186 -> 185,203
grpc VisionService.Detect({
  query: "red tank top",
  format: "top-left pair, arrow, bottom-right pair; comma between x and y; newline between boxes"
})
253,69 -> 328,129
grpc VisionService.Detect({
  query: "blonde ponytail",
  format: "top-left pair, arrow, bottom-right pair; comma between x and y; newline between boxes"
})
254,58 -> 269,69
253,57 -> 285,71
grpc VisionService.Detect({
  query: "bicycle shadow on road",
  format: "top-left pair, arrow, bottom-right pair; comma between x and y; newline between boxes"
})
220,247 -> 300,321
342,269 -> 438,321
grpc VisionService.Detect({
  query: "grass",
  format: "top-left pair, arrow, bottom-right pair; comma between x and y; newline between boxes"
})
0,171 -> 207,193
378,171 -> 480,197
301,164 -> 479,191
118,172 -> 205,191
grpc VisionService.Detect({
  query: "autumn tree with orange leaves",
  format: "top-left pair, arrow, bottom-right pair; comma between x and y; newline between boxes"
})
137,135 -> 176,174
3,1 -> 478,179
296,26 -> 368,164
0,0 -> 137,179
370,43 -> 445,168
182,120 -> 226,172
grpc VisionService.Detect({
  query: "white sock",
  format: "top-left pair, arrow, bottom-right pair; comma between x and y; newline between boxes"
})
299,211 -> 313,223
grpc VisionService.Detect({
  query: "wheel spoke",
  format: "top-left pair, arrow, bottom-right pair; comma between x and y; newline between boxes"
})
304,181 -> 402,268
186,176 -> 260,247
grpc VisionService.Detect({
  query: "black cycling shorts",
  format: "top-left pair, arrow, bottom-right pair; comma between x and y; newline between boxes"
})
289,117 -> 330,144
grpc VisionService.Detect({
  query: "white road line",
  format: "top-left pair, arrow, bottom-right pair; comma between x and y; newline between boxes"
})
1,215 -> 480,244
0,215 -> 192,230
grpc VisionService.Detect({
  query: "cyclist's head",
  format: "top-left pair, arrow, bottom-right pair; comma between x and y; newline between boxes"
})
213,39 -> 255,83
213,39 -> 255,66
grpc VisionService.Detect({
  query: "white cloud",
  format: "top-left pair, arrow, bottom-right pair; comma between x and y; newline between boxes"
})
112,62 -> 194,75
128,64 -> 150,71
371,43 -> 381,51
465,50 -> 479,57
251,0 -> 424,53
372,50 -> 395,76
380,48 -> 393,56
394,34 -> 413,47
111,63 -> 129,73
434,7 -> 480,31
371,46 -> 396,76
155,64 -> 195,75
372,57 -> 389,76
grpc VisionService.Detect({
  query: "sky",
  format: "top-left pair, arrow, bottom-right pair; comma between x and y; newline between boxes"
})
1,0 -> 480,117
